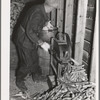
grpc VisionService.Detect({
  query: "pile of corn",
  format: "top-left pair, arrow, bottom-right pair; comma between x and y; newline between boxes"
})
31,61 -> 95,100
10,1 -> 25,35
60,62 -> 88,83
31,82 -> 95,100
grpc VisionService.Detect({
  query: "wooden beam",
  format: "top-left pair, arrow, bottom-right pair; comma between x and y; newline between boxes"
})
87,7 -> 95,19
83,41 -> 91,53
86,18 -> 94,30
64,0 -> 74,38
74,0 -> 88,64
85,29 -> 92,42
51,9 -> 57,26
88,0 -> 96,7
89,8 -> 97,82
57,0 -> 64,33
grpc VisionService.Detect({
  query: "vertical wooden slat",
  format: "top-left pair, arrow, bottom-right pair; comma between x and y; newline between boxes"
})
90,8 -> 97,82
83,0 -> 96,75
83,41 -> 91,53
85,29 -> 92,42
89,26 -> 96,82
88,0 -> 96,7
87,7 -> 95,19
86,18 -> 94,30
74,0 -> 88,64
51,9 -> 56,26
64,0 -> 74,38
57,0 -> 64,33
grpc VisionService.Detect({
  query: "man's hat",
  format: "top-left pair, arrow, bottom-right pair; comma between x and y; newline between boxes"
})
44,0 -> 59,8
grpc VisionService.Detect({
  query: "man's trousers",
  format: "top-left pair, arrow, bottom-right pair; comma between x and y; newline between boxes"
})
15,45 -> 40,92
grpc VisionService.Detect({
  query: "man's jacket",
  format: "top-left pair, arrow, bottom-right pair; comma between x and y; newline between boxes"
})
14,4 -> 49,49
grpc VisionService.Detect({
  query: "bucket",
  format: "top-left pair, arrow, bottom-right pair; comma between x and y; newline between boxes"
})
38,47 -> 50,76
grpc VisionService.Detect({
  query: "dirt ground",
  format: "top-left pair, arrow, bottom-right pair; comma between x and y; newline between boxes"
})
10,68 -> 49,100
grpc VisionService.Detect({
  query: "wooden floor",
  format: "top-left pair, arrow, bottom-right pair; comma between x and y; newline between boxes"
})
10,68 -> 49,100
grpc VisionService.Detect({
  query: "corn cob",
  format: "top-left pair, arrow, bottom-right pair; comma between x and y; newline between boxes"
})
31,60 -> 95,100
10,1 -> 25,35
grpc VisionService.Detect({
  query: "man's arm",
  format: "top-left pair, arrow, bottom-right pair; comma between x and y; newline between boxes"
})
26,10 -> 50,52
26,10 -> 43,45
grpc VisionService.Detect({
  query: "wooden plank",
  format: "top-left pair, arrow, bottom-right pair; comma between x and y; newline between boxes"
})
85,29 -> 92,42
74,0 -> 88,64
82,50 -> 90,64
83,41 -> 91,53
73,0 -> 78,15
88,0 -> 96,7
51,9 -> 57,26
90,7 -> 97,82
72,24 -> 76,34
87,7 -> 95,19
73,15 -> 76,24
86,18 -> 94,30
57,0 -> 64,33
64,0 -> 74,38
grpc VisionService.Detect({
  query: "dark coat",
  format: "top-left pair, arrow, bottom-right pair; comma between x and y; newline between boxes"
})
14,4 -> 49,49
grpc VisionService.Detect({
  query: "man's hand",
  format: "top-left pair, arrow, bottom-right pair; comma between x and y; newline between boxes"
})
42,21 -> 54,30
38,39 -> 44,45
41,42 -> 50,52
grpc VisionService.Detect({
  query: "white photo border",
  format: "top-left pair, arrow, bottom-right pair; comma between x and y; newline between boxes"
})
1,0 -> 99,100
1,0 -> 10,99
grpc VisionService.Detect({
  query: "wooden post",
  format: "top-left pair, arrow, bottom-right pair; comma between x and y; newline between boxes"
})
51,9 -> 57,26
74,0 -> 88,64
57,0 -> 64,33
64,0 -> 74,38
89,9 -> 97,82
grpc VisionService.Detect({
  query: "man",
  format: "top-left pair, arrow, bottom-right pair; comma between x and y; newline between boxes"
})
13,0 -> 59,98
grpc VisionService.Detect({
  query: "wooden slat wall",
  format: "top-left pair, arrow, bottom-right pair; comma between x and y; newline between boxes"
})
51,9 -> 57,26
74,0 -> 88,64
50,0 -> 74,76
89,9 -> 97,82
49,0 -> 96,78
82,0 -> 96,76
50,0 -> 74,36
57,0 -> 64,33
64,0 -> 74,38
